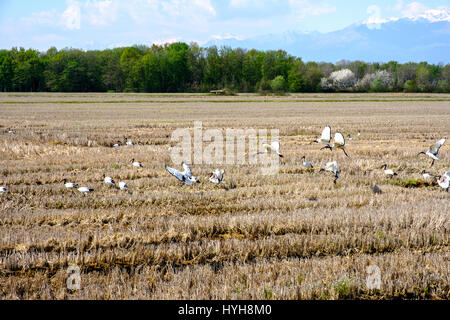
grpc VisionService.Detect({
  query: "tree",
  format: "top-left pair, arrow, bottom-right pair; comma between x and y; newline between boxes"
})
320,69 -> 356,91
271,75 -> 286,92
403,80 -> 417,92
287,59 -> 306,92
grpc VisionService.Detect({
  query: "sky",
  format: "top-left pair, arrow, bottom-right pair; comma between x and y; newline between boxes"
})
0,0 -> 449,51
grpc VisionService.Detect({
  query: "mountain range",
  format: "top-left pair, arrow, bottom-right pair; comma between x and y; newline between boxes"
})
205,17 -> 450,64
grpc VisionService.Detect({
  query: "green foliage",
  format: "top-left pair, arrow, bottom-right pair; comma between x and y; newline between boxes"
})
271,75 -> 286,92
403,80 -> 417,92
436,80 -> 449,93
0,43 -> 449,93
370,78 -> 386,92
333,277 -> 354,299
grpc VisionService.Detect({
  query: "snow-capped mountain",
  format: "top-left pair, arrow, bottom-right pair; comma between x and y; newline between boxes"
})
205,17 -> 450,63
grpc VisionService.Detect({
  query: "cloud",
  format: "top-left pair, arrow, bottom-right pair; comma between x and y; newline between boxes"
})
84,0 -> 118,26
288,0 -> 336,17
62,0 -> 81,30
160,0 -> 216,17
365,1 -> 450,28
392,1 -> 450,22
152,37 -> 180,46
210,33 -> 244,40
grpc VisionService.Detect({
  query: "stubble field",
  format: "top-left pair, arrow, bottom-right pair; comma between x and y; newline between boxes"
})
0,92 -> 449,299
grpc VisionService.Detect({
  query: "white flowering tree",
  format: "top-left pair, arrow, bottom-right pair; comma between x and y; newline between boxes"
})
357,70 -> 393,91
320,69 -> 356,91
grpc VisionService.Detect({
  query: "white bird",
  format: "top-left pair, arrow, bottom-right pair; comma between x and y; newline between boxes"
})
418,138 -> 446,167
166,162 -> 200,185
124,137 -> 134,146
112,140 -> 121,148
258,141 -> 284,158
77,187 -> 94,195
7,128 -> 15,135
103,174 -> 115,186
119,181 -> 128,190
347,134 -> 353,141
380,164 -> 398,177
332,132 -> 349,157
0,186 -> 7,192
436,174 -> 449,191
131,158 -> 143,168
209,168 -> 224,184
312,125 -> 332,149
421,170 -> 434,179
320,161 -> 340,184
357,131 -> 361,137
63,179 -> 78,189
301,156 -> 313,168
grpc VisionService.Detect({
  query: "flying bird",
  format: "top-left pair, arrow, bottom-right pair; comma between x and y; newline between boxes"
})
320,161 -> 340,184
166,162 -> 200,185
209,168 -> 224,184
312,125 -> 332,150
418,138 -> 446,167
332,132 -> 349,157
258,141 -> 284,158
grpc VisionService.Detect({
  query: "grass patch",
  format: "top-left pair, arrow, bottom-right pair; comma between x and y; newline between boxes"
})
391,179 -> 434,188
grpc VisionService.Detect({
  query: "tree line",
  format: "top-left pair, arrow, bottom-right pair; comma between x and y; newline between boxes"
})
1,42 -> 450,93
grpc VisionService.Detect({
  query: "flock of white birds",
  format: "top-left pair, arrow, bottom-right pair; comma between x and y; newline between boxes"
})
0,126 -> 448,195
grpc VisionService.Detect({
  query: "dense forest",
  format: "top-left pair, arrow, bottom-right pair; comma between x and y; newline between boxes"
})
1,42 -> 450,93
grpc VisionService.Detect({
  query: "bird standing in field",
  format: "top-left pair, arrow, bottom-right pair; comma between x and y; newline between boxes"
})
209,168 -> 224,184
418,138 -> 446,167
320,161 -> 340,184
0,186 -> 7,192
125,137 -> 134,146
301,156 -> 313,168
103,174 -> 115,187
166,162 -> 200,185
258,141 -> 284,158
112,140 -> 121,148
7,128 -> 15,135
131,159 -> 143,168
312,125 -> 332,150
119,181 -> 128,191
421,170 -> 434,180
63,179 -> 78,190
370,184 -> 382,194
380,164 -> 398,178
77,186 -> 94,195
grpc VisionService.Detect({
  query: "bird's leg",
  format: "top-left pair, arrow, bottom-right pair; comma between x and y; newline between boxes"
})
430,159 -> 435,167
342,149 -> 349,157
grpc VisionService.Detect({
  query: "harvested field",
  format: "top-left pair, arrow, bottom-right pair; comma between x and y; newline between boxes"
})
0,93 -> 448,299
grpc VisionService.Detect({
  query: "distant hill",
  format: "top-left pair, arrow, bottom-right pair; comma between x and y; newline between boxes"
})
205,18 -> 450,64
